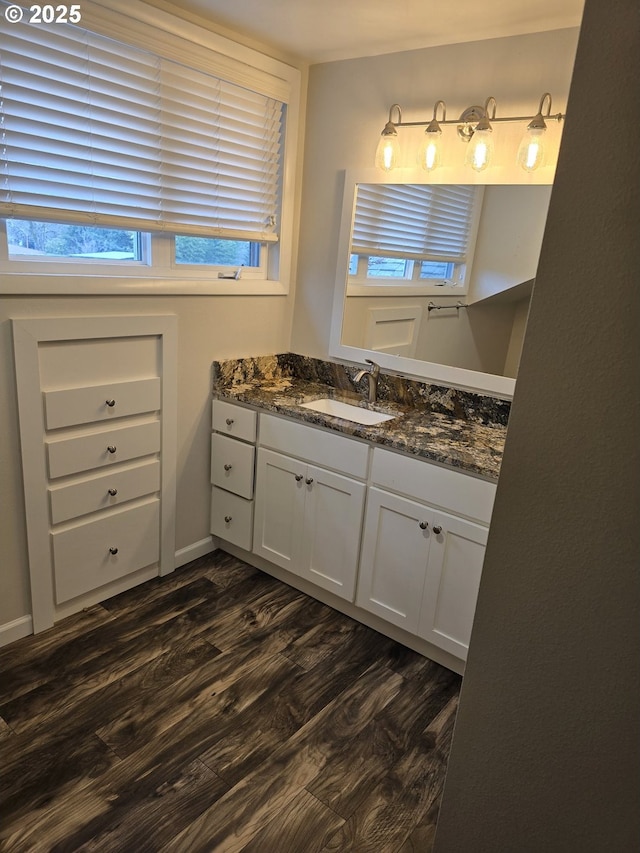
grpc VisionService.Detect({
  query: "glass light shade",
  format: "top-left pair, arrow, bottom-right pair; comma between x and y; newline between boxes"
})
417,129 -> 442,171
465,128 -> 494,172
375,133 -> 400,171
517,126 -> 546,171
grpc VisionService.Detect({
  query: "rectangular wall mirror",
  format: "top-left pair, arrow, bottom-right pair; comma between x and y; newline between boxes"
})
329,169 -> 552,398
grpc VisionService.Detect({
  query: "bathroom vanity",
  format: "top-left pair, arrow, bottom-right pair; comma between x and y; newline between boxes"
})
210,354 -> 507,674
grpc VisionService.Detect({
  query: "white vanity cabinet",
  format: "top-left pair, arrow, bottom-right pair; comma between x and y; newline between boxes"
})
210,400 -> 257,551
357,448 -> 496,660
253,415 -> 367,601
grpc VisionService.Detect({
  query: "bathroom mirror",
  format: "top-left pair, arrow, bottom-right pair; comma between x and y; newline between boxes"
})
329,169 -> 553,398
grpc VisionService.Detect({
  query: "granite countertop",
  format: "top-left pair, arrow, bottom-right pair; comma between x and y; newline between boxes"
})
212,354 -> 508,481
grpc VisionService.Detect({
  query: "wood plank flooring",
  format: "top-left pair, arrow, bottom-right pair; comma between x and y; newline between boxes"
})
0,551 -> 461,852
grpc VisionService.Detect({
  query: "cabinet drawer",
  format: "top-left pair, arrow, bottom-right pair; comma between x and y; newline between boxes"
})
211,486 -> 253,551
259,413 -> 369,479
47,420 -> 160,480
211,433 -> 255,499
51,499 -> 160,604
44,377 -> 161,430
212,400 -> 257,443
49,459 -> 161,524
371,448 -> 496,524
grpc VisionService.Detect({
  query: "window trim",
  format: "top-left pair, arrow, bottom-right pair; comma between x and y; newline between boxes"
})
0,0 -> 301,296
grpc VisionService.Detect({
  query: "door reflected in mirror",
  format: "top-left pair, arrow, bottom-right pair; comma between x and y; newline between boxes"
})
330,171 -> 553,398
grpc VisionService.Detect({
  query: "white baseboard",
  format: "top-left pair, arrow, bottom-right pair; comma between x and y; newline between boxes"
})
0,615 -> 34,648
175,536 -> 217,568
1,541 -> 219,649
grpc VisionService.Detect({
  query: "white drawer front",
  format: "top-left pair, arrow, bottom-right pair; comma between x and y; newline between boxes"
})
210,486 -> 253,551
371,447 -> 496,525
212,400 -> 257,443
258,413 -> 369,480
211,434 -> 255,499
44,377 -> 161,430
51,499 -> 160,604
49,459 -> 161,524
47,420 -> 161,479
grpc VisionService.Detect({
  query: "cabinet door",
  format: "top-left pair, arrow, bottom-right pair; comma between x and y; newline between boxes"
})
300,465 -> 366,602
252,448 -> 305,571
356,488 -> 433,633
417,511 -> 488,659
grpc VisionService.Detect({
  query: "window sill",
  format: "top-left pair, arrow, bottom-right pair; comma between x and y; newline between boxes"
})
346,283 -> 468,297
0,273 -> 289,297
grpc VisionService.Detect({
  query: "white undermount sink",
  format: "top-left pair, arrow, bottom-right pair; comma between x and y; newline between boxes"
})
300,398 -> 396,425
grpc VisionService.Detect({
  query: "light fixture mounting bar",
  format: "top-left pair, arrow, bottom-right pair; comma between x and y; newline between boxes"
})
393,113 -> 565,128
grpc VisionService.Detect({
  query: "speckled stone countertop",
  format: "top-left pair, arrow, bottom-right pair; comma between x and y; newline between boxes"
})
212,354 -> 509,481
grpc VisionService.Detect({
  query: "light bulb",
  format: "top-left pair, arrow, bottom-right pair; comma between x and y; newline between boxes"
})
465,127 -> 494,172
517,125 -> 546,172
417,120 -> 442,172
375,130 -> 400,171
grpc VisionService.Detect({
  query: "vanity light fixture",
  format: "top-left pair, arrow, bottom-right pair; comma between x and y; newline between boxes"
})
376,92 -> 564,173
417,100 -> 446,172
516,92 -> 553,172
375,104 -> 402,172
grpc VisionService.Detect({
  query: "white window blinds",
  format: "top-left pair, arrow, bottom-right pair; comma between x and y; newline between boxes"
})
351,184 -> 479,261
0,13 -> 284,241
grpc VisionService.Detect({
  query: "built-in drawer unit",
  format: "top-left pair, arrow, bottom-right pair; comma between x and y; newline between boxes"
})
210,433 -> 256,499
210,486 -> 254,551
48,459 -> 161,524
212,399 -> 257,443
51,498 -> 160,604
12,315 -> 177,633
46,420 -> 161,479
43,377 -> 161,430
371,447 -> 496,524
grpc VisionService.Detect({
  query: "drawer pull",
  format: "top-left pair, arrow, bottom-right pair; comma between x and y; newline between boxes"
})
109,546 -> 119,555
224,515 -> 232,523
107,488 -> 118,496
294,474 -> 304,482
305,477 -> 314,485
225,418 -> 234,426
223,463 -> 233,471
105,399 -> 116,407
107,445 -> 117,454
432,525 -> 442,535
419,521 -> 428,530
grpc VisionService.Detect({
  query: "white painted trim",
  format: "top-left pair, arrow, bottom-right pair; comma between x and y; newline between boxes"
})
0,615 -> 34,648
175,537 -> 217,569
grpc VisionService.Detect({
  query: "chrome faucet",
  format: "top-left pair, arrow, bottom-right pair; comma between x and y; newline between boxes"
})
354,359 -> 380,404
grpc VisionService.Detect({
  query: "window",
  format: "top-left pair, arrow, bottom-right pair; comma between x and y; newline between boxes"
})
348,184 -> 482,293
6,220 -> 144,262
0,0 -> 300,293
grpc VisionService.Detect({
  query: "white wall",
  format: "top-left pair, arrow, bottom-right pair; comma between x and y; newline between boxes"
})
292,28 -> 580,362
0,295 -> 292,627
434,0 -> 640,847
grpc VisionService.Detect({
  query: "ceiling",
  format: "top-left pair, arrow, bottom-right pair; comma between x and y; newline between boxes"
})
154,0 -> 584,63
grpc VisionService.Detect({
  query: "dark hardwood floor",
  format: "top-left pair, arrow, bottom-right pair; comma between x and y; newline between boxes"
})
0,551 -> 461,852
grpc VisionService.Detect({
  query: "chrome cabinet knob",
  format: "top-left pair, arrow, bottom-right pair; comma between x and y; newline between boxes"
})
109,546 -> 119,555
432,525 -> 442,535
223,463 -> 233,471
305,477 -> 314,485
224,515 -> 232,523
107,445 -> 117,454
419,521 -> 428,530
108,488 -> 118,496
294,474 -> 304,482
225,418 -> 234,426
105,399 -> 116,407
